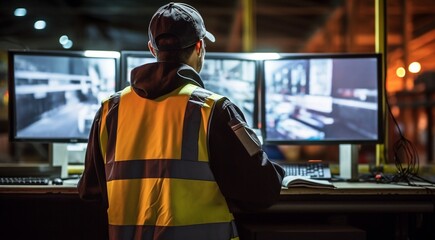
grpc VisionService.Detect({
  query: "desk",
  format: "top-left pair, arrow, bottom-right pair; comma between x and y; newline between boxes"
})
276,182 -> 435,213
0,184 -> 108,240
236,182 -> 435,240
0,182 -> 434,240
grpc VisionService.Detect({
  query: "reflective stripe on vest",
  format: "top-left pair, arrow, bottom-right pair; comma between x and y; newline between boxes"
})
99,84 -> 238,240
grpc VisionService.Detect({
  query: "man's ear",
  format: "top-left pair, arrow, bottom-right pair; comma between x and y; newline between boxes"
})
148,41 -> 157,57
195,41 -> 202,56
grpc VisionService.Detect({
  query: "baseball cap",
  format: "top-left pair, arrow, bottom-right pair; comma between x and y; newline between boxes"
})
148,2 -> 215,51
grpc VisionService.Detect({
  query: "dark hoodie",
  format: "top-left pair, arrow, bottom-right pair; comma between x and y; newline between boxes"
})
78,62 -> 285,212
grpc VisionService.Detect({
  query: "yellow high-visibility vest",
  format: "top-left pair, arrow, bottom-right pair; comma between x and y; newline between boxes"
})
99,83 -> 239,240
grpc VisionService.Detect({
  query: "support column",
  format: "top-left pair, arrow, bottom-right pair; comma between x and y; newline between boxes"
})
242,0 -> 256,52
375,0 -> 387,166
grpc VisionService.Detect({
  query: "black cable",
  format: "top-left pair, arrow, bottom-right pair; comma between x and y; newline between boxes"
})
376,45 -> 431,185
385,92 -> 434,186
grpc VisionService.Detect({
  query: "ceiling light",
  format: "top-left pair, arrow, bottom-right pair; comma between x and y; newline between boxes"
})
34,20 -> 46,30
396,67 -> 405,78
408,62 -> 421,74
62,40 -> 73,49
59,35 -> 69,45
14,8 -> 27,17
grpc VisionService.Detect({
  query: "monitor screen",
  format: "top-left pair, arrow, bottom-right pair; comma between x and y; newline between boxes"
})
262,53 -> 382,144
121,51 -> 259,127
8,50 -> 119,143
120,51 -> 156,89
201,53 -> 258,127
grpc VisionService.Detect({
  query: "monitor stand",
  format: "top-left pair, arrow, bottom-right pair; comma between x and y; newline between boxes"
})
339,144 -> 359,181
49,143 -> 69,178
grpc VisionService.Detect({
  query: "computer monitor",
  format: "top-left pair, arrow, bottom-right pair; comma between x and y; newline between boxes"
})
121,51 -> 259,127
201,53 -> 258,127
261,53 -> 382,145
120,51 -> 156,89
8,50 -> 119,143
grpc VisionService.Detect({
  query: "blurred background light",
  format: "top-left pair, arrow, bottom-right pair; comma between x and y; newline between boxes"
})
62,40 -> 73,49
34,20 -> 46,30
408,62 -> 421,73
14,8 -> 27,17
396,67 -> 406,78
84,50 -> 120,58
59,35 -> 69,45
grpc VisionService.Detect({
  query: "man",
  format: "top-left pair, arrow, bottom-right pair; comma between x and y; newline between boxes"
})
78,2 -> 284,240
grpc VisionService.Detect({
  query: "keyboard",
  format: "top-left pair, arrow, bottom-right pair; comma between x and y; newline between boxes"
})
281,162 -> 331,180
0,177 -> 50,185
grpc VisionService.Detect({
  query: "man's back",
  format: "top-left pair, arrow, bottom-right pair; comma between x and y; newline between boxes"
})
78,3 -> 284,240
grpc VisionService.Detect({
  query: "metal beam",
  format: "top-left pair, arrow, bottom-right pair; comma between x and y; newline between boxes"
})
375,0 -> 387,166
242,0 -> 255,52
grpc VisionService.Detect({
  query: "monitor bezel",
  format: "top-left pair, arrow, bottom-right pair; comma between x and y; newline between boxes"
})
260,52 -> 384,145
8,49 -> 120,143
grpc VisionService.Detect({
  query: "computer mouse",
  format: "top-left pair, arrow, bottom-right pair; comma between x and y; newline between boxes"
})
52,178 -> 63,185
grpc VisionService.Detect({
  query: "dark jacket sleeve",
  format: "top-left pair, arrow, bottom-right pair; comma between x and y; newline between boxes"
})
77,108 -> 108,209
208,98 -> 285,211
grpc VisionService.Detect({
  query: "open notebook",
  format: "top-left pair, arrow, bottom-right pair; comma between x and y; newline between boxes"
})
282,176 -> 335,189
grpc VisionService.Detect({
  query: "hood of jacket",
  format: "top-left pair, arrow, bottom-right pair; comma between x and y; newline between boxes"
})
130,62 -> 205,99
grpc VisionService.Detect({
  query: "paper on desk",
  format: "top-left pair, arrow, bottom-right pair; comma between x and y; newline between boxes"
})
282,176 -> 335,189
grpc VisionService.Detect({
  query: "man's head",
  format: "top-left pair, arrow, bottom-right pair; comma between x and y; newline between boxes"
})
147,2 -> 215,72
